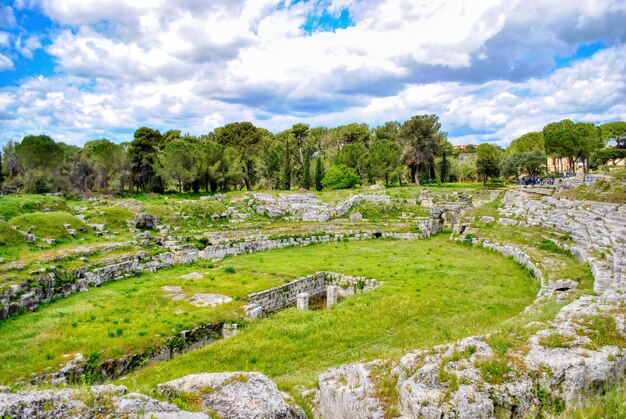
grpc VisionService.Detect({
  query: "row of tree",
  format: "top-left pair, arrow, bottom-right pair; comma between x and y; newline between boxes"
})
0,117 -> 624,194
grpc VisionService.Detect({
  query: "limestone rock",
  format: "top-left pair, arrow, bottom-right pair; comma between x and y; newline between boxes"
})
158,372 -> 306,419
349,212 -> 363,221
0,386 -> 206,419
134,213 -> 158,230
480,216 -> 495,223
182,272 -> 203,280
316,361 -> 385,419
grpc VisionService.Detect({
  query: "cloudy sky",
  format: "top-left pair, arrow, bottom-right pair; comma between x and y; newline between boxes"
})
0,0 -> 625,147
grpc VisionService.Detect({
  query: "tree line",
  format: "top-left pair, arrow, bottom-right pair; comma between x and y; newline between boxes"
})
0,117 -> 624,194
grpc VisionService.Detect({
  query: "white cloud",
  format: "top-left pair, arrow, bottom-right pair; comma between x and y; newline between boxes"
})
0,53 -> 14,71
1,0 -> 625,147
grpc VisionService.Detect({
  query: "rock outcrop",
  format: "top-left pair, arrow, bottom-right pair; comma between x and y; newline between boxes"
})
158,372 -> 306,419
0,385 -> 207,419
134,213 -> 158,230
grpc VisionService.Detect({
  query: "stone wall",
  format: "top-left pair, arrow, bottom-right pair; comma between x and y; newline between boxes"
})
30,322 -> 227,386
245,271 -> 380,318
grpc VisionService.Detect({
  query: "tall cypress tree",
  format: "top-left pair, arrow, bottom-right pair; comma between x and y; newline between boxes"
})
315,157 -> 324,191
440,149 -> 448,183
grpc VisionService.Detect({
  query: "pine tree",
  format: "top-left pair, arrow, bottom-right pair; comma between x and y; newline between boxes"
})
315,157 -> 324,191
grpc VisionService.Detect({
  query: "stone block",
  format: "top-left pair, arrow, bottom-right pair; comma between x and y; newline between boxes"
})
327,285 -> 340,307
296,293 -> 309,310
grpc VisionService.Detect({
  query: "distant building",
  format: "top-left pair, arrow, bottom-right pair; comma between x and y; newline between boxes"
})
453,144 -> 478,153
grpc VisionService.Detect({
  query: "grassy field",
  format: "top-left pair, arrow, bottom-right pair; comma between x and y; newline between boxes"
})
112,235 -> 539,395
0,236 -> 538,388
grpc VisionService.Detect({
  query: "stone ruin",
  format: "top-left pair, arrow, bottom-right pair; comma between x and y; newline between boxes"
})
248,192 -> 391,222
245,271 -> 381,318
313,184 -> 626,418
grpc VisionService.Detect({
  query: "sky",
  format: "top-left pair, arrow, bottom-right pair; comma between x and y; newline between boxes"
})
0,0 -> 625,148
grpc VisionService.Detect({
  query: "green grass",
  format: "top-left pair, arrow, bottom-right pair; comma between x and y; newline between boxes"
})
0,263 -> 283,384
114,236 -> 538,394
559,379 -> 626,418
576,314 -> 626,350
559,179 -> 626,204
0,219 -> 25,247
82,206 -> 135,229
0,236 -> 539,389
0,195 -> 70,221
349,201 -> 430,220
539,333 -> 575,348
8,211 -> 90,241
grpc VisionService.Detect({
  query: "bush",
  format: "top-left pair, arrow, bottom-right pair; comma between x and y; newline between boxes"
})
321,165 -> 360,190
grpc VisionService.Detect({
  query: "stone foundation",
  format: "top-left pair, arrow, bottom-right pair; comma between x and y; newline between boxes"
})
246,272 -> 381,318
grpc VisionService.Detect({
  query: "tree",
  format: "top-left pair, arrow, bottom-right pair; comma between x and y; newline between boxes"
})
600,121 -> 626,149
156,141 -> 198,193
508,132 -> 544,153
543,119 -> 601,175
368,140 -> 401,186
302,152 -> 311,189
336,143 -> 368,181
575,122 -> 602,172
520,150 -> 547,175
15,135 -> 64,172
315,157 -> 324,191
591,149 -> 626,168
212,122 -> 267,191
277,130 -> 293,190
82,139 -> 127,191
500,154 -> 523,180
501,151 -> 546,180
373,121 -> 400,142
129,127 -> 163,192
322,165 -> 360,189
476,143 -> 502,186
195,140 -> 224,192
337,123 -> 371,145
162,129 -> 182,143
399,114 -> 446,185
259,137 -> 284,190
439,141 -> 454,183
69,159 -> 97,192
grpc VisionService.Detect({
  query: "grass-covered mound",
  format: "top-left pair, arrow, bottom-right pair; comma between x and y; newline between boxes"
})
8,211 -> 90,241
0,220 -> 24,247
0,195 -> 69,220
83,206 -> 134,229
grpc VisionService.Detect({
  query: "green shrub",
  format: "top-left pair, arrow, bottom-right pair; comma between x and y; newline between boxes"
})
223,266 -> 236,274
321,165 -> 360,190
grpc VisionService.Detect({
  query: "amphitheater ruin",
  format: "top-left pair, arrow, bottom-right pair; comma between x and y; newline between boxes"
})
0,175 -> 625,418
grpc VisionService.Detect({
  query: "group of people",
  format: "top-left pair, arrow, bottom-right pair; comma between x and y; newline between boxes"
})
519,176 -> 557,186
